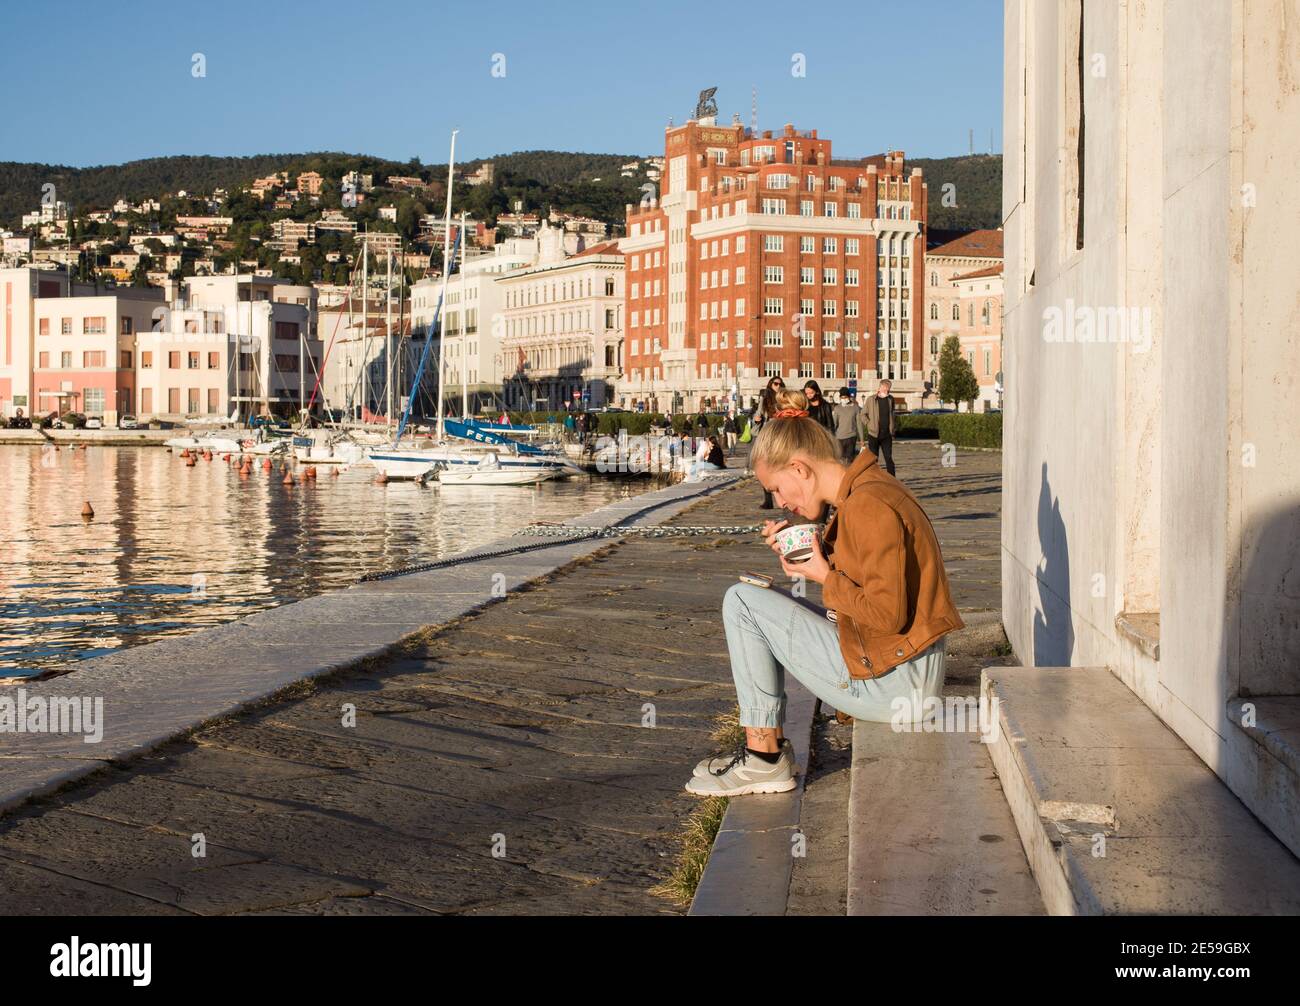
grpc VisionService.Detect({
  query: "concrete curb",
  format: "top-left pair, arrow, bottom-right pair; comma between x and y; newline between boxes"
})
688,678 -> 817,916
0,472 -> 745,816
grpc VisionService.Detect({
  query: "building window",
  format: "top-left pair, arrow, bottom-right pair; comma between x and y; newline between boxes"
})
845,331 -> 859,349
120,350 -> 132,368
61,318 -> 72,335
800,236 -> 815,254
764,234 -> 783,252
823,362 -> 836,379
952,304 -> 960,321
764,330 -> 783,347
930,271 -> 938,286
61,351 -> 72,368
800,200 -> 814,217
823,300 -> 837,317
83,316 -> 106,335
823,237 -> 838,254
38,319 -> 49,336
845,301 -> 859,318
208,388 -> 220,414
930,336 -> 939,354
800,328 -> 814,348
846,238 -> 860,255
38,351 -> 49,368
930,303 -> 939,320
121,316 -> 133,335
142,351 -> 153,368
764,361 -> 782,378
763,298 -> 784,316
984,348 -> 993,376
799,362 -> 813,379
823,331 -> 836,349
824,202 -> 837,218
846,269 -> 859,287
84,388 -> 105,415
208,352 -> 220,368
823,268 -> 837,285
801,267 -> 815,285
764,266 -> 784,284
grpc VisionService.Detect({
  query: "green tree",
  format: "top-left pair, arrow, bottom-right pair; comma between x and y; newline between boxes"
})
938,335 -> 979,409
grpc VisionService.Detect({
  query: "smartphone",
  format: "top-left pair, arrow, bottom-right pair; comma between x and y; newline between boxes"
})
738,572 -> 773,588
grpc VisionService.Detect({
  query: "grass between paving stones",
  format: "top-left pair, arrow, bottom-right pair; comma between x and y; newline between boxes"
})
651,707 -> 744,906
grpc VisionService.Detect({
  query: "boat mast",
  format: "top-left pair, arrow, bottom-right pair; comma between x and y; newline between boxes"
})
434,129 -> 458,441
460,210 -> 468,422
386,247 -> 393,427
361,236 -> 369,425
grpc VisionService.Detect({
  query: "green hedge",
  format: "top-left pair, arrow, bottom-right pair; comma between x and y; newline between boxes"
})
937,413 -> 1002,449
896,414 -> 944,439
500,411 -> 730,438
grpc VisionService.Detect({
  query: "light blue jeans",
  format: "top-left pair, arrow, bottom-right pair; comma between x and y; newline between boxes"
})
721,581 -> 947,727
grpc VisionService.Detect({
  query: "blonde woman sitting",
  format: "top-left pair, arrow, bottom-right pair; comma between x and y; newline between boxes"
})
687,390 -> 964,796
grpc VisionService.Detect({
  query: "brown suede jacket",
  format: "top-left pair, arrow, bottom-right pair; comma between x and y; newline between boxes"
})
820,450 -> 964,678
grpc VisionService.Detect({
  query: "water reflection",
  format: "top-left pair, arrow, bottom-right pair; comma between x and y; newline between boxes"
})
0,446 -> 639,678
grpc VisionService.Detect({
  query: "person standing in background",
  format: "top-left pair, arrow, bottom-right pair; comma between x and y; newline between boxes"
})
832,388 -> 863,463
802,380 -> 835,434
754,377 -> 784,509
864,379 -> 897,476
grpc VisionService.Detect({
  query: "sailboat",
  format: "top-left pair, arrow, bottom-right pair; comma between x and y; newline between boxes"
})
437,450 -> 558,486
364,131 -> 573,483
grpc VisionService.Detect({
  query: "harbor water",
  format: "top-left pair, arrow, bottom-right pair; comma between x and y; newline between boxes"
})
0,444 -> 641,679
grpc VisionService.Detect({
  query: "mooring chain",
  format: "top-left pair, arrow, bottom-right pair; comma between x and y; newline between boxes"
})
510,523 -> 765,539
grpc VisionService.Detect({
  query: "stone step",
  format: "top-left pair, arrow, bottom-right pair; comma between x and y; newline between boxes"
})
983,666 -> 1300,915
847,688 -> 1045,915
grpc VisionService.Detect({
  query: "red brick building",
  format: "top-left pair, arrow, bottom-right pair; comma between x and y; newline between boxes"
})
617,118 -> 927,412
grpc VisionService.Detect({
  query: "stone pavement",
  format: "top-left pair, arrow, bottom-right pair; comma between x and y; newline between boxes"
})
0,442 -> 1006,915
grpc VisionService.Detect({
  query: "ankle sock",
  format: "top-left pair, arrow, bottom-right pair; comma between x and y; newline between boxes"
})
746,746 -> 782,764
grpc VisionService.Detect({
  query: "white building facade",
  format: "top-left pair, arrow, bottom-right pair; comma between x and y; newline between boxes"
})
1003,0 -> 1300,856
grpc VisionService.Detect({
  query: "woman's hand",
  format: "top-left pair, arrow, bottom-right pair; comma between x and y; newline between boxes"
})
761,518 -> 789,553
780,534 -> 831,584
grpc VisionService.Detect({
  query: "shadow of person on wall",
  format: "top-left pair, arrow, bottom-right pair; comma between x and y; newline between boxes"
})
1033,461 -> 1075,666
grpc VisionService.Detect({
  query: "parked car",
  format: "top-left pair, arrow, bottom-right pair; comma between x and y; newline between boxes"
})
85,417 -> 103,430
118,414 -> 138,429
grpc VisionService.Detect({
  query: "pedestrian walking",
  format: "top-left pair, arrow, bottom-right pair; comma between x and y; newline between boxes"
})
864,379 -> 897,477
832,387 -> 863,463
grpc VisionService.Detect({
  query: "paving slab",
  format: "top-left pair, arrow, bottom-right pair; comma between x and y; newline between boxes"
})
983,665 -> 1300,915
847,708 -> 1044,916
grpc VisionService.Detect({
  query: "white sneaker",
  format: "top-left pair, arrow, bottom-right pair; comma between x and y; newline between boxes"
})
685,743 -> 797,797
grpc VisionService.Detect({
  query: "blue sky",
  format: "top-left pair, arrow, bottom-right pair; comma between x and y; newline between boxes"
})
1,0 -> 1003,167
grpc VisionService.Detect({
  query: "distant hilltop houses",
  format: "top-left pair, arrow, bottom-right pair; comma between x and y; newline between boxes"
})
0,121 -> 1002,422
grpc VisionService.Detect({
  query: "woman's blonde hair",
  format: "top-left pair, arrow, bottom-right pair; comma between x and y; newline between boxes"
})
752,389 -> 841,470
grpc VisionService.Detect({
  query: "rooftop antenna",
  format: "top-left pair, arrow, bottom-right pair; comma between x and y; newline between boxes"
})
969,128 -> 974,155
751,86 -> 758,134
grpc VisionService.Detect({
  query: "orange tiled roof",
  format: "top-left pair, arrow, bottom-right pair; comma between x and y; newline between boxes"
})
951,264 -> 1002,281
573,239 -> 622,258
928,228 -> 1003,260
